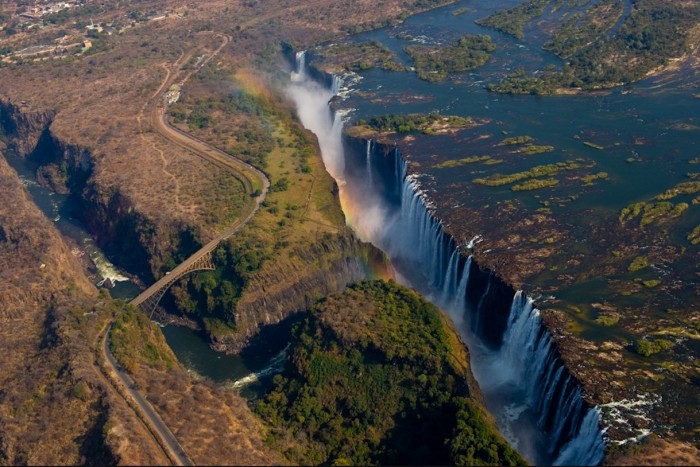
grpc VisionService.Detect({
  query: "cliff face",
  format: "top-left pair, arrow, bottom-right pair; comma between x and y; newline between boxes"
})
0,99 -> 54,157
213,231 -> 387,353
0,99 -> 195,282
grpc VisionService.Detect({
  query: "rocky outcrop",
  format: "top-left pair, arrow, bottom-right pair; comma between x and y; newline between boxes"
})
213,231 -> 389,353
0,99 -> 54,157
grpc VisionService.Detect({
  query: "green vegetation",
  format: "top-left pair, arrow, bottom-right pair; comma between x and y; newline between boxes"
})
642,280 -> 661,288
655,181 -> 700,201
475,0 -> 551,39
473,160 -> 589,186
516,144 -> 555,155
580,172 -> 609,185
634,338 -> 674,357
167,233 -> 274,334
354,112 -> 474,134
405,34 -> 496,82
170,69 -> 278,170
595,314 -> 620,327
497,135 -> 533,146
688,225 -> 700,245
435,155 -> 493,168
110,304 -> 177,373
583,141 -> 604,150
543,0 -> 623,58
487,0 -> 700,94
255,280 -> 524,466
512,177 -> 559,191
619,201 -> 689,227
628,256 -> 649,272
311,41 -> 406,73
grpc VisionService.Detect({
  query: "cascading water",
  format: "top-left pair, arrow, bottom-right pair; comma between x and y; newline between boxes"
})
287,51 -> 605,466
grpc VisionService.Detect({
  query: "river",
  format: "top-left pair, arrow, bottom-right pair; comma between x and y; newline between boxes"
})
285,0 -> 700,464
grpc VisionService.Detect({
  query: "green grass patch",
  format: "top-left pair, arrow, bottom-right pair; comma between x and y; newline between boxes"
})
595,315 -> 620,327
580,172 -> 609,186
110,305 -> 177,374
620,201 -> 689,226
655,181 -> 700,201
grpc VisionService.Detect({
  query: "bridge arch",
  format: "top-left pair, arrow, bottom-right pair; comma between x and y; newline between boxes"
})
131,249 -> 216,318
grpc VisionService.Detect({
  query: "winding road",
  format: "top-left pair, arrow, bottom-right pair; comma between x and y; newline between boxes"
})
103,34 -> 270,466
102,327 -> 193,466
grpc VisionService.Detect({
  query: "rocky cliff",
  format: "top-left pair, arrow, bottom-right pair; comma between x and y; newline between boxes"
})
213,231 -> 389,353
0,99 -> 198,282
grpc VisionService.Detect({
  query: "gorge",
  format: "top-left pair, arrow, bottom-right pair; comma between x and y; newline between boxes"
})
288,50 -> 605,465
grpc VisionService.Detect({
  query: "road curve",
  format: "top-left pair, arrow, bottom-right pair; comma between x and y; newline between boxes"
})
131,35 -> 270,308
102,327 -> 193,466
116,33 -> 270,464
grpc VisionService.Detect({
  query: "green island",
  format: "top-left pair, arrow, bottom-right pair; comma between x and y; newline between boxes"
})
473,160 -> 592,187
543,0 -> 623,58
483,0 -> 700,94
618,178 -> 700,229
580,171 -> 609,186
689,225 -> 700,245
347,112 -> 477,136
634,338 -> 675,357
254,280 -> 525,466
435,155 -> 495,168
512,177 -> 559,191
619,201 -> 689,227
404,34 -> 496,82
309,41 -> 407,74
583,141 -> 604,150
497,135 -> 534,146
475,0 -> 551,39
515,144 -> 555,155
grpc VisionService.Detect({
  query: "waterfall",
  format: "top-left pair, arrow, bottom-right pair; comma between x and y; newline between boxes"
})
294,50 -> 306,76
385,148 -> 605,464
366,139 -> 373,188
287,50 -> 605,466
499,293 -> 605,465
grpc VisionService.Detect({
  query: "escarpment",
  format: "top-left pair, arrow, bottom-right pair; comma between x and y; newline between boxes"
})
0,99 -> 205,282
213,231 -> 388,353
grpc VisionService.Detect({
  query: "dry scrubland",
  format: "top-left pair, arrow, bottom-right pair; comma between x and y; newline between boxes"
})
0,0 -> 456,463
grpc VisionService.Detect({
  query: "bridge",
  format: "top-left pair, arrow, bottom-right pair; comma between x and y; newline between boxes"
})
130,34 -> 270,317
130,244 -> 216,318
130,112 -> 269,316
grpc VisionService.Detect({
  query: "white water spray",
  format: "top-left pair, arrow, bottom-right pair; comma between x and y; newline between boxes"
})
286,51 -> 605,466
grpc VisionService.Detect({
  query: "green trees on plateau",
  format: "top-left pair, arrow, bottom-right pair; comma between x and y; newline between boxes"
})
255,280 -> 525,466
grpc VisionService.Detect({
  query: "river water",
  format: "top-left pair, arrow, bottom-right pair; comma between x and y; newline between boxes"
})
4,145 -> 285,395
287,0 -> 700,463
3,148 -> 142,299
